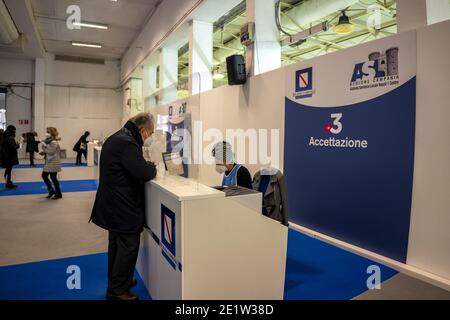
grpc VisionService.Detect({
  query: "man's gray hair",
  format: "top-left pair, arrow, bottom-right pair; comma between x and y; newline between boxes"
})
130,112 -> 155,130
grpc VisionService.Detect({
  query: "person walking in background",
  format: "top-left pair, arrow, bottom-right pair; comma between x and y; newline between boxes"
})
73,131 -> 90,165
40,127 -> 62,200
26,132 -> 39,167
1,125 -> 19,189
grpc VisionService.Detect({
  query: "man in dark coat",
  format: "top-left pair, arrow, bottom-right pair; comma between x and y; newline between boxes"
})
90,113 -> 157,301
1,125 -> 19,189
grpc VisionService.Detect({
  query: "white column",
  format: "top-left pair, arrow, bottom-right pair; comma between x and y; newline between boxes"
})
188,20 -> 213,95
132,78 -> 143,114
123,80 -> 132,125
33,58 -> 45,137
143,63 -> 158,111
426,0 -> 450,25
246,0 -> 281,76
396,0 -> 427,33
159,47 -> 178,105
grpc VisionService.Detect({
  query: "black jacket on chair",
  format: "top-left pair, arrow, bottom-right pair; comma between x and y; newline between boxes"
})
252,169 -> 289,226
90,121 -> 157,233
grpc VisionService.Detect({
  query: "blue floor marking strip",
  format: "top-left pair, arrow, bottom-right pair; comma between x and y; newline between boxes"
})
284,229 -> 398,300
0,253 -> 151,300
0,228 -> 398,300
13,163 -> 87,169
0,179 -> 97,196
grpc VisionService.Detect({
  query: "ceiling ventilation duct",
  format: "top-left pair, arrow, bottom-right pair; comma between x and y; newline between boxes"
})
209,0 -> 360,66
0,0 -> 19,45
55,55 -> 105,65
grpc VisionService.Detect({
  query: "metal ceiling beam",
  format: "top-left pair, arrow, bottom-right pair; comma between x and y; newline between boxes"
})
285,20 -> 397,60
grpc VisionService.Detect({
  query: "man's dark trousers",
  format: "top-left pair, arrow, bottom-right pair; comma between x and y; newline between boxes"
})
107,231 -> 141,295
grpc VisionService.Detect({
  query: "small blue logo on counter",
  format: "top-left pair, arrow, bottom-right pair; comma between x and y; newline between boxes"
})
161,204 -> 177,269
294,67 -> 315,99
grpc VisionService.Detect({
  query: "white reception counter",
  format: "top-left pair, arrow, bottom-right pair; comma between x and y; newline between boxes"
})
136,174 -> 288,300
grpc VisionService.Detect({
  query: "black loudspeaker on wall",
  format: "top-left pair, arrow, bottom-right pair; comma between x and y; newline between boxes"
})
226,54 -> 246,85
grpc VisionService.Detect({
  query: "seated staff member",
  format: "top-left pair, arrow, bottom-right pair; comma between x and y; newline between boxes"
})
212,141 -> 252,189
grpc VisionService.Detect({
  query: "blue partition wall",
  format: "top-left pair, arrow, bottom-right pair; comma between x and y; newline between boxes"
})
284,78 -> 416,262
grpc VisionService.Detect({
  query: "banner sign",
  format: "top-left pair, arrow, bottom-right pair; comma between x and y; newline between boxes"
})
284,31 -> 417,262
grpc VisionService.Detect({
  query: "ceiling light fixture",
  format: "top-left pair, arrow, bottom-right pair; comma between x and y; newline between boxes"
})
332,11 -> 354,35
71,42 -> 102,48
73,22 -> 109,30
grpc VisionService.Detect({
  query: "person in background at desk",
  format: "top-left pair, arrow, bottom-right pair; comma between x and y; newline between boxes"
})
212,141 -> 252,189
90,112 -> 157,301
73,131 -> 90,165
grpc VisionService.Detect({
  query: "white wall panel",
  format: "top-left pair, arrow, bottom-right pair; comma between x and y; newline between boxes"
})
44,55 -> 123,158
0,59 -> 34,83
44,86 -> 69,118
407,20 -> 450,280
44,87 -> 122,157
68,88 -> 123,119
45,55 -> 120,88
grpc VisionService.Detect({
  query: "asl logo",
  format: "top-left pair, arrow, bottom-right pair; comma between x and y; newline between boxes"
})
325,113 -> 343,134
350,47 -> 399,90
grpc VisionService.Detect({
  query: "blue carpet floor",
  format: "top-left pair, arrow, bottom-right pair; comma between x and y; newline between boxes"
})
14,163 -> 87,169
0,179 -> 97,196
0,229 -> 398,300
284,229 -> 397,299
0,253 -> 150,300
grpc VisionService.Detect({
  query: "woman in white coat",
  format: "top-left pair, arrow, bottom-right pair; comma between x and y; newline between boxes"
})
40,127 -> 62,199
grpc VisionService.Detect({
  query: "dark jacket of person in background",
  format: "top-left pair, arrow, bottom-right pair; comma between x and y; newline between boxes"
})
25,132 -> 39,154
1,126 -> 19,167
90,121 -> 157,233
72,132 -> 89,153
0,129 -> 4,166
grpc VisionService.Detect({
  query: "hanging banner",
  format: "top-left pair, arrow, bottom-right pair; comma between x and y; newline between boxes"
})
284,31 -> 416,262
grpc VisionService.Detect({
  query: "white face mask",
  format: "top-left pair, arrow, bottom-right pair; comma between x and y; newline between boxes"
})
140,128 -> 153,144
215,164 -> 227,174
144,135 -> 153,146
